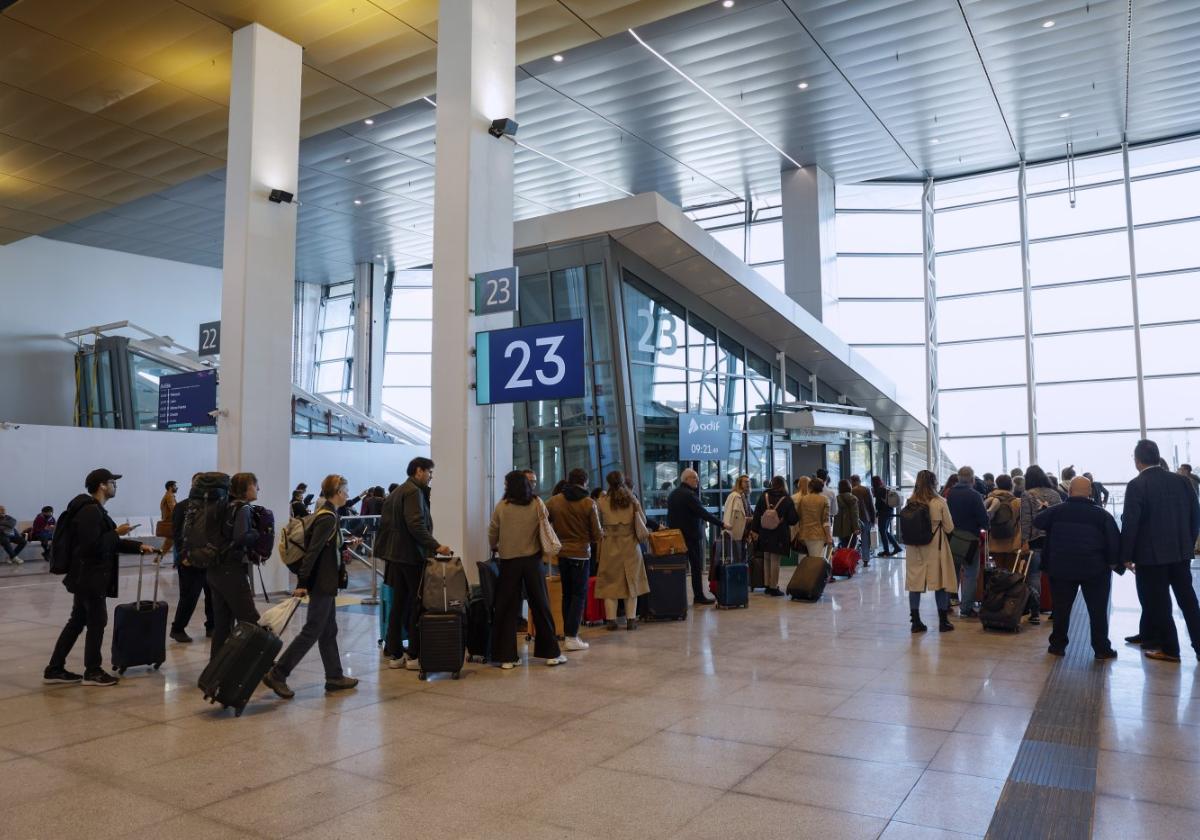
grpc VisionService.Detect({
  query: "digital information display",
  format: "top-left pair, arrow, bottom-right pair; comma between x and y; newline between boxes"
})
158,369 -> 217,429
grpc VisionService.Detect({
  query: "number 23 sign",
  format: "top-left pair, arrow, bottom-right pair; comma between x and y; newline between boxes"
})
475,319 -> 585,405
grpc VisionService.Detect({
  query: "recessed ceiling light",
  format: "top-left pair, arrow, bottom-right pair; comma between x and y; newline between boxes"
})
344,157 -> 352,163
353,199 -> 363,205
375,253 -> 382,259
931,138 -> 940,144
363,118 -> 374,125
1059,111 -> 1071,119
722,0 -> 735,7
797,81 -> 809,90
552,54 -> 564,62
1041,19 -> 1055,28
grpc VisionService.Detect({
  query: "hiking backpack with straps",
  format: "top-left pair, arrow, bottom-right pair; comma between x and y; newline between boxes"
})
278,509 -> 335,574
989,501 -> 1016,540
181,472 -> 232,569
898,499 -> 937,546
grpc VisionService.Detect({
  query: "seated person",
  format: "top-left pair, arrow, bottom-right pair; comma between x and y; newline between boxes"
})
31,506 -> 56,559
0,505 -> 28,564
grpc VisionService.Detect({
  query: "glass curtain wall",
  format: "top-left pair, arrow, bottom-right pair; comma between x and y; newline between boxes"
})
382,269 -> 433,430
314,281 -> 355,404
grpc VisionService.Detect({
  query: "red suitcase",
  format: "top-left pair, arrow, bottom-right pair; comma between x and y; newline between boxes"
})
584,576 -> 606,626
830,534 -> 860,578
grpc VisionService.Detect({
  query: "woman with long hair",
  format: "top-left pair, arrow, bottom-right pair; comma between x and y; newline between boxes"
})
833,479 -> 861,549
904,469 -> 957,633
722,474 -> 752,564
750,475 -> 799,596
595,470 -> 650,630
797,478 -> 833,559
488,471 -> 565,669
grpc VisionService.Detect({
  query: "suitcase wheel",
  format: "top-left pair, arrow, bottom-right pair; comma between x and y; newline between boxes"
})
234,707 -> 243,717
418,671 -> 428,681
153,663 -> 161,670
451,671 -> 461,680
117,667 -> 126,675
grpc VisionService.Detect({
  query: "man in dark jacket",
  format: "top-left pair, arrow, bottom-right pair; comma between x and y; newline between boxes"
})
849,475 -> 875,566
1034,477 -> 1120,658
169,473 -> 214,643
947,466 -> 989,617
1121,439 -> 1200,663
376,457 -> 450,671
667,468 -> 727,605
547,468 -> 602,649
44,468 -> 155,686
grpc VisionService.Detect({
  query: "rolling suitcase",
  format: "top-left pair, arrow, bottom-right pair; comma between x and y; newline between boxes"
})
198,618 -> 286,715
111,550 -> 167,674
980,551 -> 1031,633
715,532 -> 749,609
638,552 -> 689,621
831,534 -> 860,578
787,546 -> 831,602
749,548 -> 765,591
466,593 -> 491,663
584,576 -> 606,625
418,612 -> 464,679
378,581 -> 394,648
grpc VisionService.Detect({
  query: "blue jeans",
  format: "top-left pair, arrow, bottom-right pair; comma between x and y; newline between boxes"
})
1027,550 -> 1043,617
958,539 -> 980,613
558,556 -> 589,638
860,519 -> 873,559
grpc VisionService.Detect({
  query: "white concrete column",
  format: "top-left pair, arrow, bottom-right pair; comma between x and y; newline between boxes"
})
430,0 -> 516,571
351,262 -> 385,418
781,165 -> 839,325
217,24 -> 302,593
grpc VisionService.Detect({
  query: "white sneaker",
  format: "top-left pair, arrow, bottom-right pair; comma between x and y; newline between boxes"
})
563,636 -> 589,651
545,654 -> 568,667
386,657 -> 406,669
499,661 -> 518,670
403,656 -> 421,672
13,557 -> 23,565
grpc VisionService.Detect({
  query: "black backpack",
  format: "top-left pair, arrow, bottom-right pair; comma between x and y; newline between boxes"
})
49,496 -> 97,576
989,501 -> 1016,540
181,472 -> 232,569
899,499 -> 936,546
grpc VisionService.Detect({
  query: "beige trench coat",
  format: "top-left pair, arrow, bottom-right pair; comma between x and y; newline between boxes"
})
595,496 -> 650,600
904,495 -> 958,593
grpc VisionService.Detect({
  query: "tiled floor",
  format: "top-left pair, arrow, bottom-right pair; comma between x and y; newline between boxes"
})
1,555 -> 1198,839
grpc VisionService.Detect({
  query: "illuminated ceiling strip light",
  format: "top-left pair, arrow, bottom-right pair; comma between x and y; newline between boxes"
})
627,27 -> 802,169
422,93 -> 632,197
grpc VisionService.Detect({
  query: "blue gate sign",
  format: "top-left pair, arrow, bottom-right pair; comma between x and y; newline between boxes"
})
679,413 -> 730,460
476,319 -> 585,405
158,369 -> 217,429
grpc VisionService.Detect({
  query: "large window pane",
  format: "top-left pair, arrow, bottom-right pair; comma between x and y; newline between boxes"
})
937,292 -> 1023,342
1031,280 -> 1134,333
1134,221 -> 1200,274
323,297 -> 352,327
837,255 -> 923,297
940,436 -> 1010,476
1142,323 -> 1200,375
935,171 -> 1017,208
711,226 -> 744,260
753,262 -> 785,293
318,328 -> 350,361
936,200 -> 1019,251
1034,330 -> 1136,382
1144,376 -> 1200,429
836,183 -> 922,210
1026,152 -> 1123,193
623,281 -> 687,368
382,387 -> 432,427
1035,381 -> 1140,433
386,321 -> 432,353
936,246 -> 1021,295
1036,431 -> 1142,489
939,386 -> 1028,436
382,354 -> 431,386
1128,137 -> 1200,177
1131,170 -> 1200,225
391,288 -> 432,319
1029,231 -> 1130,285
854,345 -> 926,419
938,338 -> 1026,389
836,212 -> 922,253
835,301 -> 924,344
686,313 -> 718,373
316,361 -> 347,395
1027,183 -> 1127,239
1138,271 -> 1200,324
748,220 -> 783,263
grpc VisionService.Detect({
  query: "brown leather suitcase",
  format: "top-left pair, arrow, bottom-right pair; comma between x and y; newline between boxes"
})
648,528 -> 687,556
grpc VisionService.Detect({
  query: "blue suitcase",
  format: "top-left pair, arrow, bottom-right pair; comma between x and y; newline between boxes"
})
715,533 -> 749,610
378,581 -> 394,648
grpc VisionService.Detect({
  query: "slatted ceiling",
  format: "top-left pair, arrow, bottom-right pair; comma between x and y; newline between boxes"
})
0,205 -> 60,235
297,68 -> 380,139
1128,1 -> 1200,143
563,0 -> 716,36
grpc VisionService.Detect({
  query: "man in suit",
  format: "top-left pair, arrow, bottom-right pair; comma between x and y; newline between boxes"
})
1034,476 -> 1120,659
1120,439 -> 1200,663
667,469 -> 728,606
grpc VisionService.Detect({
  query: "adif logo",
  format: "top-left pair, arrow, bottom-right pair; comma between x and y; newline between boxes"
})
688,417 -> 721,433
688,418 -> 699,435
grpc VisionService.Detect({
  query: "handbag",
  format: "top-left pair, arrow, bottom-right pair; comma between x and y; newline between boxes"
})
536,499 -> 562,557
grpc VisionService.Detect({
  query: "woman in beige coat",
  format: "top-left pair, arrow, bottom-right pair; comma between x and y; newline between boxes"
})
595,470 -> 650,630
904,469 -> 957,634
797,478 -> 833,559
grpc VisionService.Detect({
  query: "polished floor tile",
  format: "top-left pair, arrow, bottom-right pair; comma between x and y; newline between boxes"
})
892,769 -> 1005,836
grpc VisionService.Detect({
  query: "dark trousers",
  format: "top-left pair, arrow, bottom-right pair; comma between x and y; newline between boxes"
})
491,553 -> 561,663
1138,561 -> 1200,658
1048,573 -> 1113,654
558,556 -> 588,638
48,592 -> 108,671
275,592 -> 343,679
172,564 -> 214,634
878,514 -> 902,553
1,531 -> 26,559
386,562 -> 422,659
685,538 -> 707,599
207,564 -> 259,656
33,531 -> 53,556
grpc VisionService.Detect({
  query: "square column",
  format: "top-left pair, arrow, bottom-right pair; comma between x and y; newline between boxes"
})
217,23 -> 302,592
430,0 -> 516,568
781,165 -> 839,325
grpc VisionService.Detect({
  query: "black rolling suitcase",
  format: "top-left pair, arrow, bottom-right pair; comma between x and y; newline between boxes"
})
787,546 -> 831,602
466,592 -> 491,663
198,620 -> 284,715
638,552 -> 689,621
980,551 -> 1031,633
418,612 -> 465,679
111,550 -> 167,674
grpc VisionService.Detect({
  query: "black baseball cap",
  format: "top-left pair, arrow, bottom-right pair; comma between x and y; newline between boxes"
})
85,468 -> 122,492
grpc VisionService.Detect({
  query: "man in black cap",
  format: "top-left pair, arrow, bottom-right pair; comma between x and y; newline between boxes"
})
44,468 -> 155,686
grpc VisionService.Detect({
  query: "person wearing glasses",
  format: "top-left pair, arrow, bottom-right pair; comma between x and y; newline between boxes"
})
44,469 -> 156,687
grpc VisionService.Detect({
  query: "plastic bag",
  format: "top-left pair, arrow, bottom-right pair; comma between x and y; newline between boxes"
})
258,596 -> 300,636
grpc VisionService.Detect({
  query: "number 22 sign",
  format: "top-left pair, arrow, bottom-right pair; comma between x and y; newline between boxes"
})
475,319 -> 585,405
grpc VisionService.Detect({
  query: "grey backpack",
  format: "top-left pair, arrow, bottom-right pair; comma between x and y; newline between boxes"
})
421,555 -> 470,614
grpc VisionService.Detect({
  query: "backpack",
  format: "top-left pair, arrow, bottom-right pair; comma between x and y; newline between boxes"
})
989,500 -> 1016,540
898,499 -> 937,546
760,495 -> 786,530
181,472 -> 231,569
49,496 -> 97,576
278,509 -> 335,574
247,504 -> 275,564
886,488 -> 901,509
421,554 -> 470,614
